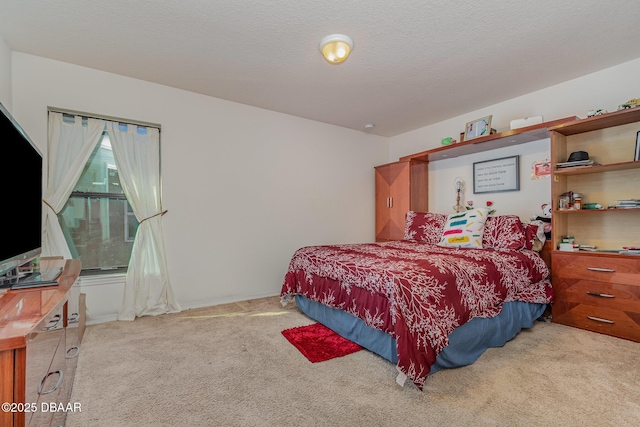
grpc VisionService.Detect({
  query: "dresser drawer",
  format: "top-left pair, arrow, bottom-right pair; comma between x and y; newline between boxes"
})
552,300 -> 640,342
552,253 -> 640,285
24,306 -> 66,426
27,328 -> 66,427
552,277 -> 640,312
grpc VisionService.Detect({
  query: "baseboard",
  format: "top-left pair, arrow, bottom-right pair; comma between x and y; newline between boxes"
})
180,291 -> 281,311
84,290 -> 282,325
86,313 -> 119,325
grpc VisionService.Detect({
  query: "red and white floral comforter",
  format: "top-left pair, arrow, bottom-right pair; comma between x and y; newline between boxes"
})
281,240 -> 553,389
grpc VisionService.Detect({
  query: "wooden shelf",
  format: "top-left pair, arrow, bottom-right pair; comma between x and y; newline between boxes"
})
400,116 -> 578,162
549,107 -> 640,136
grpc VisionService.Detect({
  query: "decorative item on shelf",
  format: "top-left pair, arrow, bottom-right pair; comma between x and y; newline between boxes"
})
510,116 -> 543,130
583,203 -> 603,210
453,177 -> 464,213
464,115 -> 492,141
617,98 -> 640,110
572,193 -> 582,209
587,109 -> 607,117
568,151 -> 588,162
555,151 -> 596,169
558,243 -> 577,252
441,137 -> 454,145
559,191 -> 573,210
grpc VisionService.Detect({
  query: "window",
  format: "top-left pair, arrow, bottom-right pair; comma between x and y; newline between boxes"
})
58,127 -> 139,274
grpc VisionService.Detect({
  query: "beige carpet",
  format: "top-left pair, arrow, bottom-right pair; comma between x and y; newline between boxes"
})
67,296 -> 640,427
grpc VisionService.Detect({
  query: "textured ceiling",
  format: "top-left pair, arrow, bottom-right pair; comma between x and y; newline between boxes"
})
1,0 -> 639,137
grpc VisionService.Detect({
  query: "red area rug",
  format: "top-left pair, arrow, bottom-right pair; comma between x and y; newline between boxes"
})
281,323 -> 362,363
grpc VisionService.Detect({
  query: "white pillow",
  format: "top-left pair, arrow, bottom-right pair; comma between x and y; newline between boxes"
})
438,208 -> 490,249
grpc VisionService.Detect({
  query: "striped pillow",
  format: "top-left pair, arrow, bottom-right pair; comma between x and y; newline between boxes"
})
438,208 -> 489,249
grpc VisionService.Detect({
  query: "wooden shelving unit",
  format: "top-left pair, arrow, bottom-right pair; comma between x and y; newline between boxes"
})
375,115 -> 580,242
550,107 -> 640,251
549,107 -> 640,342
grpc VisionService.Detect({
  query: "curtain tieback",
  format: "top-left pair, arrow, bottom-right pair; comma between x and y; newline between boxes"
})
42,199 -> 56,212
139,210 -> 168,224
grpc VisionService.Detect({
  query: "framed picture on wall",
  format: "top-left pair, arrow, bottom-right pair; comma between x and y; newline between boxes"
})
473,155 -> 520,194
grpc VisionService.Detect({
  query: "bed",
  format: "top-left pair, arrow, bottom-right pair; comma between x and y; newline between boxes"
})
280,210 -> 553,389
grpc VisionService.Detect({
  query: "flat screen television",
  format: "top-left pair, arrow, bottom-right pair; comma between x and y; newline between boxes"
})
0,102 -> 44,285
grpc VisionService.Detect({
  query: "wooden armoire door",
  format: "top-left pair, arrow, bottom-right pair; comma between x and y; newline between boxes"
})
375,160 -> 428,241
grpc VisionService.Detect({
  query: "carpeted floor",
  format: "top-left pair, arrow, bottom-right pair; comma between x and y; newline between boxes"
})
67,296 -> 640,426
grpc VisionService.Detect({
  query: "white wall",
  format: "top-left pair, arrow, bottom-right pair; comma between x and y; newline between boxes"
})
11,53 -> 388,323
389,57 -> 640,219
0,36 -> 11,109
11,50 -> 640,322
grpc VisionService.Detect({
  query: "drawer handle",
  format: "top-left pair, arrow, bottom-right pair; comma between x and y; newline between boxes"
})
37,370 -> 64,395
68,312 -> 80,323
587,316 -> 615,324
586,267 -> 615,273
44,314 -> 61,330
586,291 -> 615,298
66,346 -> 80,359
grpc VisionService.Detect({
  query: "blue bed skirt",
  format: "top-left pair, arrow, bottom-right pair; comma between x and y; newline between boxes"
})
295,295 -> 545,374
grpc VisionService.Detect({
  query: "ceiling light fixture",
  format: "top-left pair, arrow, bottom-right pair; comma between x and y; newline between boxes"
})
319,34 -> 353,64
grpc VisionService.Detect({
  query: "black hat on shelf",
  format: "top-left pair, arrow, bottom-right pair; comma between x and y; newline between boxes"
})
567,151 -> 589,162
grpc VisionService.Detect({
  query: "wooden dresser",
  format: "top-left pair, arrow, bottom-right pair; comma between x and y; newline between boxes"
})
552,253 -> 640,341
0,259 -> 81,427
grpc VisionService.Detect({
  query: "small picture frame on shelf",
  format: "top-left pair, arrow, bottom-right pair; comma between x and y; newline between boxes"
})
635,130 -> 640,161
464,115 -> 493,141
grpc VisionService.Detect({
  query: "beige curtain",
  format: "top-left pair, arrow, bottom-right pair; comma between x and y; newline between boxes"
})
43,112 -> 105,258
107,122 -> 180,321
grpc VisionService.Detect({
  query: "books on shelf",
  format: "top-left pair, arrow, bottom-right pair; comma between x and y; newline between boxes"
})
619,250 -> 640,256
556,160 -> 600,169
577,244 -> 597,251
555,160 -> 596,168
612,199 -> 640,208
